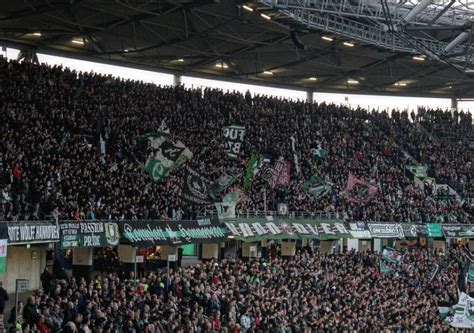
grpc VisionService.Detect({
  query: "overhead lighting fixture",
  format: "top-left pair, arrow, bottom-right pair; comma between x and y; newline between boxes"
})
322,36 -> 333,42
413,55 -> 426,61
177,58 -> 184,62
263,70 -> 273,75
72,38 -> 84,45
242,5 -> 253,12
32,32 -> 42,37
343,42 -> 354,47
124,49 -> 129,52
261,13 -> 271,20
309,77 -> 317,81
215,62 -> 228,69
347,79 -> 359,84
394,82 -> 407,86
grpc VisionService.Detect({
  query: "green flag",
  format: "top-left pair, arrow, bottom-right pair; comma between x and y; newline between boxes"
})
438,306 -> 450,319
382,247 -> 403,264
380,261 -> 393,275
311,147 -> 328,160
303,175 -> 331,198
244,154 -> 262,189
138,133 -> 192,183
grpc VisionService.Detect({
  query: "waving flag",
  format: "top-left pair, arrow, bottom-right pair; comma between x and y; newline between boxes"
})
244,154 -> 262,189
345,172 -> 378,203
138,133 -> 192,183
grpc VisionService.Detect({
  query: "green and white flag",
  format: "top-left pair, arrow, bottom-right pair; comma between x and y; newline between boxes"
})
0,239 -> 7,275
138,133 -> 192,183
244,154 -> 262,189
302,175 -> 331,198
405,165 -> 428,178
382,247 -> 403,264
215,191 -> 241,220
311,147 -> 328,160
380,261 -> 393,275
446,292 -> 474,328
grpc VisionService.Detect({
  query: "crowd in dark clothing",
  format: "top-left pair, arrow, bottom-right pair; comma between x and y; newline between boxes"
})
7,246 -> 468,332
0,58 -> 472,224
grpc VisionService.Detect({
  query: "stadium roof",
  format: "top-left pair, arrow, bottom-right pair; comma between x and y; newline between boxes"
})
2,0 -> 474,98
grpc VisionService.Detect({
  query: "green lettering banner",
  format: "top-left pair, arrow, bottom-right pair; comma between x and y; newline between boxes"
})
60,222 -> 120,249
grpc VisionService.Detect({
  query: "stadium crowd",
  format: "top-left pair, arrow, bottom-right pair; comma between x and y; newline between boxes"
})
0,58 -> 472,223
8,246 -> 463,332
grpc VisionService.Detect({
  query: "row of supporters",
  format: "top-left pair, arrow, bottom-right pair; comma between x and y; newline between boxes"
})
0,220 -> 472,247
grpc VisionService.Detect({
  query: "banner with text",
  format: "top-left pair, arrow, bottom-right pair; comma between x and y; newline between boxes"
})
3,221 -> 60,245
442,224 -> 474,238
60,222 -> 120,249
226,219 -> 350,242
119,219 -> 227,247
367,223 -> 405,239
223,125 -> 245,159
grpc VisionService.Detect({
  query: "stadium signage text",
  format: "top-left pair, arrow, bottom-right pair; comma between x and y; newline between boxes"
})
59,222 -> 120,249
5,221 -> 60,244
226,221 -> 350,242
367,223 -> 405,238
119,219 -> 227,247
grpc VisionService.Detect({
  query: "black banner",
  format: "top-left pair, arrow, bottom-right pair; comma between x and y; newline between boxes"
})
3,221 -> 60,244
442,224 -> 474,238
223,125 -> 245,159
367,223 -> 405,239
401,224 -> 427,239
119,219 -> 227,247
182,166 -> 214,205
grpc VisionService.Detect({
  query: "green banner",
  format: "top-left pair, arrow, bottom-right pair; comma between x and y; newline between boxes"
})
405,165 -> 429,178
225,219 -> 349,242
427,223 -> 444,238
60,222 -> 120,249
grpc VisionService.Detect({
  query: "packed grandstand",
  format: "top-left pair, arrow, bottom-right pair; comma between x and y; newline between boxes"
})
0,58 -> 472,223
0,57 -> 473,333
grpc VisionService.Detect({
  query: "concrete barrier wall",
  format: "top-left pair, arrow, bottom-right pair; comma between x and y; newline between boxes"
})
2,246 -> 46,293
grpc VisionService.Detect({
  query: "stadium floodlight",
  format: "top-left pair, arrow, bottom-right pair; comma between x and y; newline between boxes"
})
72,38 -> 84,45
242,5 -> 253,12
322,36 -> 333,42
413,55 -> 426,61
215,62 -> 228,69
444,30 -> 471,53
402,0 -> 434,23
261,13 -> 271,20
343,41 -> 354,47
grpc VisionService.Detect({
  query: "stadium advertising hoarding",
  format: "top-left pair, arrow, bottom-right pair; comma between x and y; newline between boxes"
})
225,219 -> 350,242
119,219 -> 227,247
59,222 -> 120,249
